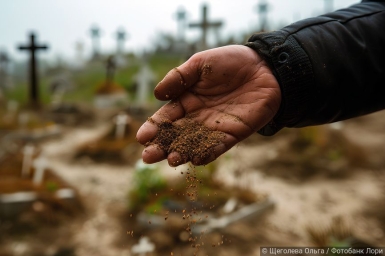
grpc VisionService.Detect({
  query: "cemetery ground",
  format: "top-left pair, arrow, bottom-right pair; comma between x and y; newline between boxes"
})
1,103 -> 385,256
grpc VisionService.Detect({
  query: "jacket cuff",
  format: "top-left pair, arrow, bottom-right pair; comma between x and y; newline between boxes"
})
245,32 -> 314,136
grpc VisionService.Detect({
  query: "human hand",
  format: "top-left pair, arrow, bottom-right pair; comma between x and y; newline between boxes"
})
136,45 -> 281,166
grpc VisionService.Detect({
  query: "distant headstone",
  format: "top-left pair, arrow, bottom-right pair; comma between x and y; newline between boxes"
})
115,28 -> 128,67
114,112 -> 131,140
74,41 -> 85,68
89,25 -> 101,60
18,32 -> 49,109
32,156 -> 47,185
256,0 -> 270,32
174,6 -> 187,41
134,64 -> 156,106
115,28 -> 127,55
189,4 -> 223,50
131,236 -> 155,256
21,144 -> 35,178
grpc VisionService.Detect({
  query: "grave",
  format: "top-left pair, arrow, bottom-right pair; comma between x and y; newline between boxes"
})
121,161 -> 274,255
189,4 -> 223,50
115,27 -> 128,67
74,111 -> 141,164
0,144 -> 82,219
94,55 -> 128,109
253,125 -> 369,180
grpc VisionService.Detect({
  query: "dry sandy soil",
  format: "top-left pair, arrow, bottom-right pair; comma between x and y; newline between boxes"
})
1,110 -> 385,256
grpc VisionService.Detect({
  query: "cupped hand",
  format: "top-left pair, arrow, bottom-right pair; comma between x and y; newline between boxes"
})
136,45 -> 281,166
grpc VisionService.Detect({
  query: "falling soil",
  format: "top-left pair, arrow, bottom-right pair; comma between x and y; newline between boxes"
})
146,118 -> 226,165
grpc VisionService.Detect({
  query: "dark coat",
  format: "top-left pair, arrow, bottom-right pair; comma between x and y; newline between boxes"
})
246,0 -> 385,135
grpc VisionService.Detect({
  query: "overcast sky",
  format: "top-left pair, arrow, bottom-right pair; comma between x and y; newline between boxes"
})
0,0 -> 359,62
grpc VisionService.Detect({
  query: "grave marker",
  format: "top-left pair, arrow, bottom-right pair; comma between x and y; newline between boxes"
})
256,0 -> 270,32
134,64 -> 155,106
174,6 -> 187,41
115,28 -> 127,55
114,112 -> 131,140
32,156 -> 47,185
21,144 -> 35,178
189,4 -> 223,50
74,41 -> 85,68
89,25 -> 101,59
105,55 -> 116,84
18,32 -> 49,109
131,236 -> 155,256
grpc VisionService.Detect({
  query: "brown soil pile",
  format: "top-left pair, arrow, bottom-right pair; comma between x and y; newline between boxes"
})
146,118 -> 225,164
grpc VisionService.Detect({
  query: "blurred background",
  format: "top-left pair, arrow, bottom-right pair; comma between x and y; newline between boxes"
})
2,0 -> 385,256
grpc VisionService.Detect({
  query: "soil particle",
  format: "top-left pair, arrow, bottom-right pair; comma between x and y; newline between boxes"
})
145,118 -> 225,164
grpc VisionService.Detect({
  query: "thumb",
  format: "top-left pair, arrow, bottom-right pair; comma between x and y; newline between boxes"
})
154,58 -> 201,101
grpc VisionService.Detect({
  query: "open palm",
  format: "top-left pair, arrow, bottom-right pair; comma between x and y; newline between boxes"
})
136,45 -> 281,166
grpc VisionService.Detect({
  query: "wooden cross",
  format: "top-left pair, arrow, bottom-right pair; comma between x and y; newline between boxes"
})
174,6 -> 187,41
89,25 -> 101,59
18,32 -> 48,109
189,4 -> 223,50
105,55 -> 116,84
116,28 -> 127,54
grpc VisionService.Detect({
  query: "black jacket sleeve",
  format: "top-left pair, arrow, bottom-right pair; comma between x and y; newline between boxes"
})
245,0 -> 385,136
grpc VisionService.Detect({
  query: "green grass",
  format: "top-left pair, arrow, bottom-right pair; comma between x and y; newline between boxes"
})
4,53 -> 183,108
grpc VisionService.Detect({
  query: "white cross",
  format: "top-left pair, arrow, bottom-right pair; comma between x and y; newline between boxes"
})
135,64 -> 155,106
114,112 -> 131,140
32,156 -> 48,185
131,236 -> 155,256
21,144 -> 35,178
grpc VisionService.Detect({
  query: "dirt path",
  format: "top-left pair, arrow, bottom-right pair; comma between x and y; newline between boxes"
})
41,124 -> 134,256
10,110 -> 384,256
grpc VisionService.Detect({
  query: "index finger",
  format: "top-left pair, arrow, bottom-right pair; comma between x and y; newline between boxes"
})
154,57 -> 201,101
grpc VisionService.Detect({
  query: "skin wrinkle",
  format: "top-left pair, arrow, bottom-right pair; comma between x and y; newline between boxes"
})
173,67 -> 188,90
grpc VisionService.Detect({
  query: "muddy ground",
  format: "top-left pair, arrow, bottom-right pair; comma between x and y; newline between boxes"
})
0,110 -> 384,256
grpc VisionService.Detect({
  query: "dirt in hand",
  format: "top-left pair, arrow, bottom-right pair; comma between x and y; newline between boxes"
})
146,118 -> 225,165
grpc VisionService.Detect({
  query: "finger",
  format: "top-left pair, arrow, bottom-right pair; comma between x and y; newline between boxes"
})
166,134 -> 238,167
167,152 -> 189,167
136,120 -> 158,145
136,100 -> 186,145
142,144 -> 166,164
154,59 -> 201,101
191,134 -> 238,166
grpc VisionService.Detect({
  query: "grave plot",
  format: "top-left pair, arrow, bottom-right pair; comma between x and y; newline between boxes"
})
0,108 -> 62,144
245,124 -> 371,181
117,161 -> 274,256
0,143 -> 82,221
44,103 -> 96,127
94,56 -> 128,109
74,111 -> 142,164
